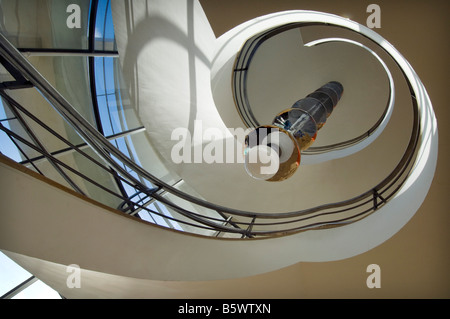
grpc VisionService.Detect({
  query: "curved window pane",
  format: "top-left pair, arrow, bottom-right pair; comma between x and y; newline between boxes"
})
12,280 -> 61,299
0,252 -> 32,296
94,0 -> 116,51
0,0 -> 90,50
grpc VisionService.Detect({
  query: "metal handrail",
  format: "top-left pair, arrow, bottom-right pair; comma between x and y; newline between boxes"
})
232,22 -> 393,155
0,25 -> 421,237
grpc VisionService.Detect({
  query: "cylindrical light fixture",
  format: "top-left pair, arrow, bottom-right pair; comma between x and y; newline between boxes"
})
244,81 -> 343,181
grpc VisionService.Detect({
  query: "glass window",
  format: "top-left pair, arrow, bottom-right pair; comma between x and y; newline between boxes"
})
0,0 -> 90,50
0,251 -> 62,299
94,0 -> 116,51
0,252 -> 32,297
0,0 -> 196,300
94,57 -> 140,135
12,280 -> 61,299
0,99 -> 22,162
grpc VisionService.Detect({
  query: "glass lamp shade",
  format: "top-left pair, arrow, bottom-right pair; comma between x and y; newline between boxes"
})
273,108 -> 318,150
244,144 -> 280,180
243,81 -> 342,181
244,125 -> 300,181
292,97 -> 328,129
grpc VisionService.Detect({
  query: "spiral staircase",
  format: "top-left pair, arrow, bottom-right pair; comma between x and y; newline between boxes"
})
0,0 -> 442,298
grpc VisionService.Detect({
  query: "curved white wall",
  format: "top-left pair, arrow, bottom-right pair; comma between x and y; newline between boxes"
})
111,3 -> 437,268
112,1 -> 416,216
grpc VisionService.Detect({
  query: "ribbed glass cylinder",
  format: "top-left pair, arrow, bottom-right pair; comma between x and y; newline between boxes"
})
244,81 -> 343,181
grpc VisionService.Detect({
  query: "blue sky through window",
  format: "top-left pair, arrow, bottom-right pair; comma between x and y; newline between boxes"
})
0,99 -> 22,163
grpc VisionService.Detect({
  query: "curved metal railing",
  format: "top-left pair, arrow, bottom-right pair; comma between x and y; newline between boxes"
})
0,22 -> 421,237
232,22 -> 394,155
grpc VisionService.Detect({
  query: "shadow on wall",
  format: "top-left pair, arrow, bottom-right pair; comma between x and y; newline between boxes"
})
119,0 -> 212,137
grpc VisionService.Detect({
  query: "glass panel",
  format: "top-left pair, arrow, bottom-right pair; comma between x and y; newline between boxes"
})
106,93 -> 122,134
97,94 -> 112,135
146,202 -> 169,227
0,63 -> 15,82
139,210 -> 157,224
28,56 -> 97,130
0,129 -> 21,161
161,183 -> 225,236
0,0 -> 90,50
127,132 -> 178,184
0,253 -> 61,299
156,202 -> 183,231
94,57 -> 106,95
94,57 -> 141,134
12,280 -> 61,299
103,57 -> 115,94
67,148 -> 124,208
94,0 -> 116,51
0,98 -> 22,162
5,86 -> 86,157
0,252 -> 32,296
